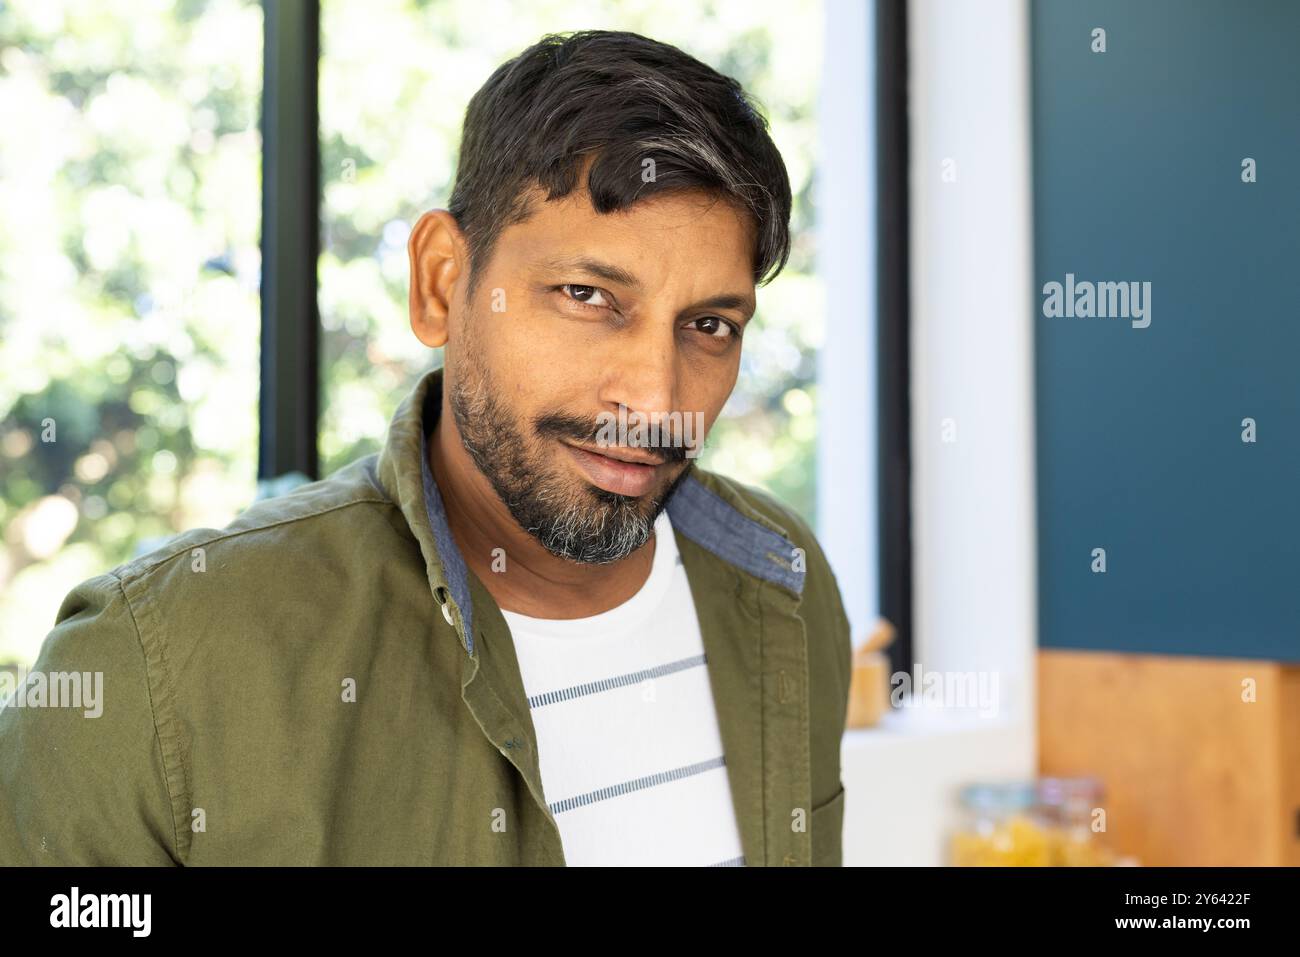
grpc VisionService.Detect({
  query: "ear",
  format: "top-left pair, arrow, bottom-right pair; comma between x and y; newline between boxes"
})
408,209 -> 466,349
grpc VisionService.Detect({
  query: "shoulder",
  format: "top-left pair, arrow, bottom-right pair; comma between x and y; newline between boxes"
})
61,452 -> 422,690
111,453 -> 401,588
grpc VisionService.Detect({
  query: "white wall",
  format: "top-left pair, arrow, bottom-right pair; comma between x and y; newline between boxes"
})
908,0 -> 1037,727
816,0 -> 876,643
839,0 -> 1039,865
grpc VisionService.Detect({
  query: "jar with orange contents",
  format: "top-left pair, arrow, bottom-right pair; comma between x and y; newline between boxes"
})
949,782 -> 1054,866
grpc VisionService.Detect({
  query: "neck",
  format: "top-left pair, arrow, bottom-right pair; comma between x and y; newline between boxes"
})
428,386 -> 656,620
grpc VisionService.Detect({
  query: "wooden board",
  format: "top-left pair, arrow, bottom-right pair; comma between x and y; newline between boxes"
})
1037,649 -> 1300,866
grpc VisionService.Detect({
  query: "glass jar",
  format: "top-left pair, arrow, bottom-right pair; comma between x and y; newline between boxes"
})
1037,776 -> 1115,866
949,781 -> 1054,866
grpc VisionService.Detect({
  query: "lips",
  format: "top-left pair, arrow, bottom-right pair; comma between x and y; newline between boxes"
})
581,443 -> 665,466
561,441 -> 664,496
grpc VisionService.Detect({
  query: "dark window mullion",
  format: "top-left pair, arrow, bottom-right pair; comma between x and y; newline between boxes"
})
258,0 -> 321,484
875,0 -> 914,682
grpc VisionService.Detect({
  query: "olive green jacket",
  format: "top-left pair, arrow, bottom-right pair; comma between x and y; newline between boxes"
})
0,368 -> 851,866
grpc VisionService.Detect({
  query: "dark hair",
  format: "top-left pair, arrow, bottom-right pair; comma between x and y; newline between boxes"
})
447,30 -> 792,297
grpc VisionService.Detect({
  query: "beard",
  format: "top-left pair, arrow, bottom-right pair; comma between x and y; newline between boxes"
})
446,348 -> 695,565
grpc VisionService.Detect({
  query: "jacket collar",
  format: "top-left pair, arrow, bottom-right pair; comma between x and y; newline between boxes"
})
375,366 -> 806,654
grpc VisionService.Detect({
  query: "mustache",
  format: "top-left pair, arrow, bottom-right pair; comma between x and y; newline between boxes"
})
533,411 -> 690,464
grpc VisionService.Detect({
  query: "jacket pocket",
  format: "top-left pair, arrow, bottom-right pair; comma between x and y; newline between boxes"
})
810,783 -> 845,867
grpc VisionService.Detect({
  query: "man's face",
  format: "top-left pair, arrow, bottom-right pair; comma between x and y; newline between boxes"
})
444,184 -> 757,565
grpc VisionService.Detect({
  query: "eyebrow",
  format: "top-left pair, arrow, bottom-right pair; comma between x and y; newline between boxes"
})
536,255 -> 757,320
540,256 -> 641,289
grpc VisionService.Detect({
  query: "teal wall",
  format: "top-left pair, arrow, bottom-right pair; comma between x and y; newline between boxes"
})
1032,0 -> 1300,660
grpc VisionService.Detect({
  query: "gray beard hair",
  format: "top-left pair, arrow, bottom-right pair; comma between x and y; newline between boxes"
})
447,358 -> 673,566
526,472 -> 654,565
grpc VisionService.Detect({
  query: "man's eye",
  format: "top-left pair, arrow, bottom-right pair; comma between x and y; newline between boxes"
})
560,284 -> 610,308
693,316 -> 737,339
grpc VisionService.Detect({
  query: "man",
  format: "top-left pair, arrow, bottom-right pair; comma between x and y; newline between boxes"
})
0,30 -> 850,866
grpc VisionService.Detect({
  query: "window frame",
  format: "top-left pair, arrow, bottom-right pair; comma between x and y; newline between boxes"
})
258,0 -> 321,483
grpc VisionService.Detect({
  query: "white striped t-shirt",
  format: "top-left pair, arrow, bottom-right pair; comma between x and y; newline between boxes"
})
502,508 -> 746,866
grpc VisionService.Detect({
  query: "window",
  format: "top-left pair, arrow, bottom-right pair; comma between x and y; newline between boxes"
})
0,0 -> 263,668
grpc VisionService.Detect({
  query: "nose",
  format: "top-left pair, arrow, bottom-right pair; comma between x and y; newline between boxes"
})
595,320 -> 679,436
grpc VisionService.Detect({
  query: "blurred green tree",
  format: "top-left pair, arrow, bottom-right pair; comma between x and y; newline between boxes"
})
0,0 -> 263,666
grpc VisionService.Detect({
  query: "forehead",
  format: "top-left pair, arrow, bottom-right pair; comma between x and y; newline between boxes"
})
494,183 -> 757,290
